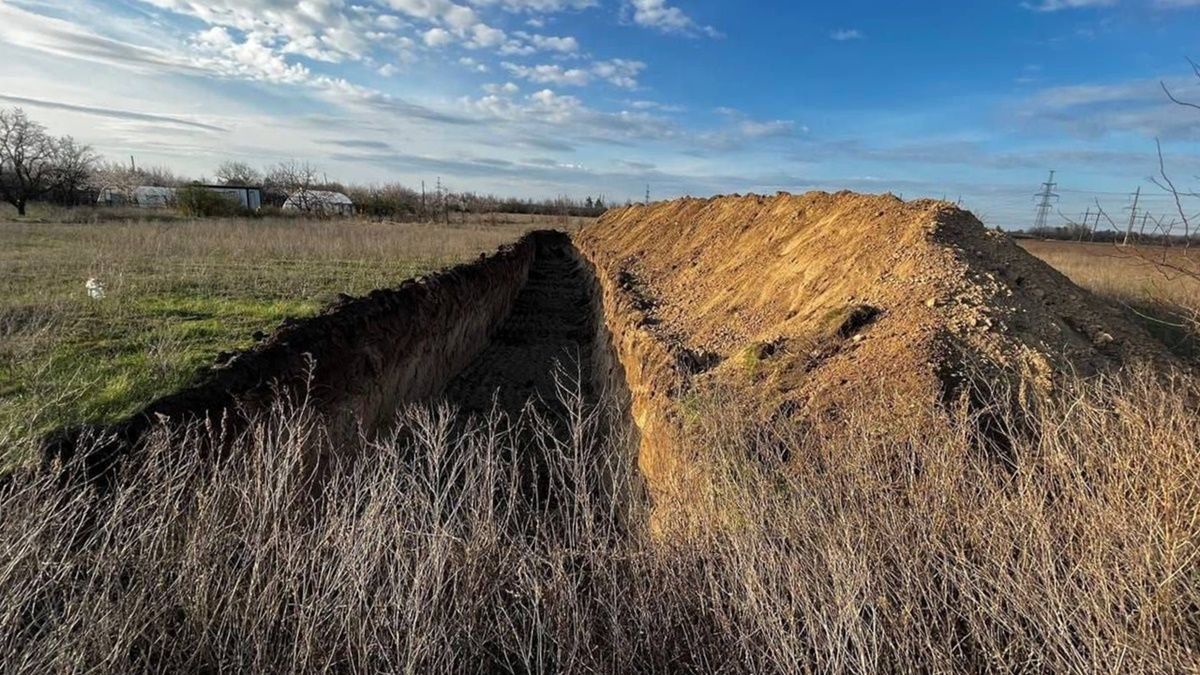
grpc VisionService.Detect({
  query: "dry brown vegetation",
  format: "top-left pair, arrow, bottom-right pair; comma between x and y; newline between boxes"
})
1,368 -> 1197,673
1021,239 -> 1200,357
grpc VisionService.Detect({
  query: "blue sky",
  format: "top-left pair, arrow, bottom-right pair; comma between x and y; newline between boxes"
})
2,0 -> 1199,228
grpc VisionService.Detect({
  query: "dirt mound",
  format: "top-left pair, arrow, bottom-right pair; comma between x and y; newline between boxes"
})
576,192 -> 1175,485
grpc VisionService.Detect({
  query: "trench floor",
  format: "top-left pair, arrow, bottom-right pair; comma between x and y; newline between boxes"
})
443,237 -> 596,419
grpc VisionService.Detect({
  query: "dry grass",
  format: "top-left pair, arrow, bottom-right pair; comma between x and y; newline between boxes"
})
1022,239 -> 1200,357
1,367 -> 1197,673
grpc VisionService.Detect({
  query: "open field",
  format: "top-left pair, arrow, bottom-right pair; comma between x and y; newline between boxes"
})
1021,239 -> 1200,358
0,215 -> 578,463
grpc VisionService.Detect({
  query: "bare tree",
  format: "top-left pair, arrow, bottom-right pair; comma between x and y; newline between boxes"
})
52,136 -> 98,202
214,160 -> 262,186
90,160 -> 138,205
1123,62 -> 1200,337
267,160 -> 326,212
0,107 -> 95,216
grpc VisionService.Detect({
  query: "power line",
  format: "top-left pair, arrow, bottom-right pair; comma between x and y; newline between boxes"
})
1033,170 -> 1059,231
1122,186 -> 1141,246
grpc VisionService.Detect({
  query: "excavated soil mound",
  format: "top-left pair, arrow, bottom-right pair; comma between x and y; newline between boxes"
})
576,191 -> 1175,486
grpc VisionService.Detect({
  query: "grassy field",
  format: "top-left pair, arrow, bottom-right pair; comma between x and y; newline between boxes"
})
0,215 -> 554,463
1021,239 -> 1200,357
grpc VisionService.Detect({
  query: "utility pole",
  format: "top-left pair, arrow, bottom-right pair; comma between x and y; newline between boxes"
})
644,184 -> 650,205
1122,186 -> 1141,246
1033,170 -> 1058,232
436,177 -> 444,224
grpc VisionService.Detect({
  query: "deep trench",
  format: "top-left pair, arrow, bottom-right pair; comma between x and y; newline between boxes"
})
442,234 -> 598,420
44,231 -> 627,485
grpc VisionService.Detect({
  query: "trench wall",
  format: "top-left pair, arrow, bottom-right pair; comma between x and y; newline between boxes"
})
48,232 -> 542,475
570,238 -> 686,492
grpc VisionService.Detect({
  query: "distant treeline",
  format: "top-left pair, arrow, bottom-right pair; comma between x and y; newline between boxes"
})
1012,223 -> 1195,247
3,105 -> 613,220
345,184 -> 610,220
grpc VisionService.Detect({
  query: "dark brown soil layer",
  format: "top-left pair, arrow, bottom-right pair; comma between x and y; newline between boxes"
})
443,232 -> 598,419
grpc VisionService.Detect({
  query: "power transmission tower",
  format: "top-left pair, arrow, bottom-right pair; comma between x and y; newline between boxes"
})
1033,170 -> 1058,232
1122,187 -> 1141,246
644,184 -> 650,205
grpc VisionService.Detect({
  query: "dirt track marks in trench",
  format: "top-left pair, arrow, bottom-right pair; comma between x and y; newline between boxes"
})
443,235 -> 596,419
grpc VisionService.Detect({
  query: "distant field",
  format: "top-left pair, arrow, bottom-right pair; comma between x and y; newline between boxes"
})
1021,239 -> 1200,357
0,215 -> 569,463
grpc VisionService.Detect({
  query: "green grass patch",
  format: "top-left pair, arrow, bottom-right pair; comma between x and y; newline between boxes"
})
0,216 -> 530,465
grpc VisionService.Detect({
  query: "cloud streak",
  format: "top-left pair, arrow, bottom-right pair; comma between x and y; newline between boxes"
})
0,93 -> 228,132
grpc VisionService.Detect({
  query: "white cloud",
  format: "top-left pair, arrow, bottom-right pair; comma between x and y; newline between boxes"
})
591,59 -> 645,88
625,0 -> 721,37
502,58 -> 646,88
830,28 -> 864,41
483,81 -> 520,94
627,99 -> 684,112
468,23 -> 507,47
142,0 -> 373,62
503,61 -> 591,86
1015,76 -> 1200,140
470,0 -> 597,11
423,27 -> 454,47
1022,0 -> 1117,11
459,56 -> 490,71
0,0 -> 814,205
522,33 -> 579,52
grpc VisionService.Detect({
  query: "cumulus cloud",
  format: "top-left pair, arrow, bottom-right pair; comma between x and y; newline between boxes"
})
591,59 -> 645,88
459,56 -> 490,71
422,27 -> 454,46
502,62 -> 591,86
503,58 -> 645,88
624,0 -> 721,37
0,0 -> 801,204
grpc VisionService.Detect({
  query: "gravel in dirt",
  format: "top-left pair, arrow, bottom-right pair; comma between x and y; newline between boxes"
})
576,191 -> 1180,426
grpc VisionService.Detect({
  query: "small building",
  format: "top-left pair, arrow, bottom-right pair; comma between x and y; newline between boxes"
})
283,189 -> 355,216
198,185 -> 263,211
98,184 -> 263,211
97,185 -> 177,208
